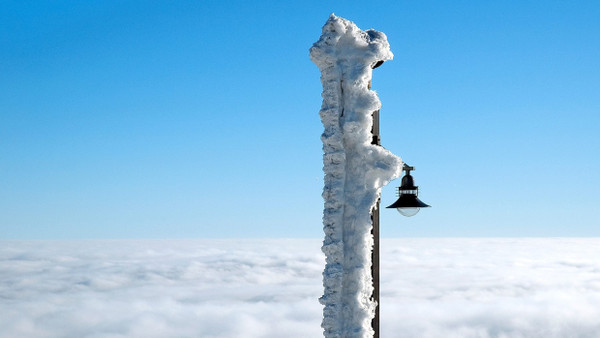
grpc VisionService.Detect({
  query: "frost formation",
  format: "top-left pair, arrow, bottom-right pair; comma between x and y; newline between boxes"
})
310,14 -> 402,338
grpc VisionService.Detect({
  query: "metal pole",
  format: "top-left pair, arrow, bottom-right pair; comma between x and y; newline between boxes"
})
371,106 -> 380,338
371,201 -> 380,338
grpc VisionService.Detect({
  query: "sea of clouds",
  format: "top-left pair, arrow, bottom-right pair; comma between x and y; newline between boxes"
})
2,238 -> 600,337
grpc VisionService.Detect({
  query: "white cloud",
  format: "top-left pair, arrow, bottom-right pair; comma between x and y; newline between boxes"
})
2,238 -> 600,337
381,238 -> 600,337
0,239 -> 324,338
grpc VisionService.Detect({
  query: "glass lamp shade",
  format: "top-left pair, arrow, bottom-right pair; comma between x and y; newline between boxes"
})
398,207 -> 420,217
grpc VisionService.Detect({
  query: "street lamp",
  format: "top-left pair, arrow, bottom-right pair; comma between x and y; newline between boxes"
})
387,164 -> 431,217
369,64 -> 431,338
372,164 -> 430,338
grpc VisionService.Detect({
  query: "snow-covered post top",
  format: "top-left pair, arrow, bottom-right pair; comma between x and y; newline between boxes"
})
310,14 -> 402,338
310,15 -> 393,72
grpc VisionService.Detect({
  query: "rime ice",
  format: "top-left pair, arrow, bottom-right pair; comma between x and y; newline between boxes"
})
310,14 -> 402,338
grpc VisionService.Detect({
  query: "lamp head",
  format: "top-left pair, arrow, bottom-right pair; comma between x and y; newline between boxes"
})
386,164 -> 430,217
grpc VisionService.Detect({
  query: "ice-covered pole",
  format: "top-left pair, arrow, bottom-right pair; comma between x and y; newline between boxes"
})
310,14 -> 402,338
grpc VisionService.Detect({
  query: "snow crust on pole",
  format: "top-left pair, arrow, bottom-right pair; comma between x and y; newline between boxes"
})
310,14 -> 402,338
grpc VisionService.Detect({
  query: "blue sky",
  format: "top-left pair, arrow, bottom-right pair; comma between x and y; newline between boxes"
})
1,1 -> 599,239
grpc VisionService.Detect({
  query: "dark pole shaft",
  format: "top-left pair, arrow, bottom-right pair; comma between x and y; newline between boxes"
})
371,202 -> 380,338
371,108 -> 380,338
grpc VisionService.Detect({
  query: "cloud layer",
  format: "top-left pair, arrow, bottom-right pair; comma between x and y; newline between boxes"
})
2,238 -> 600,337
381,238 -> 600,337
